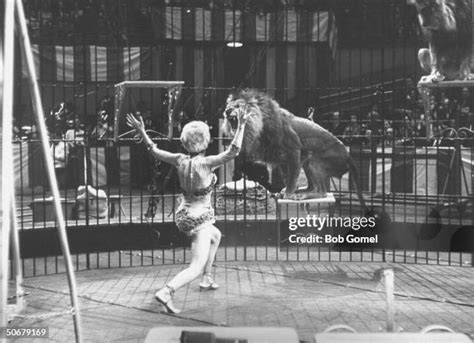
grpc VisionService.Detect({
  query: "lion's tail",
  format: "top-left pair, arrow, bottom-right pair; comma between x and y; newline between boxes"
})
348,157 -> 368,215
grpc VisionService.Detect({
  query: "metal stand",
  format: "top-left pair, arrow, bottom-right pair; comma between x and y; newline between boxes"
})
276,194 -> 336,260
113,80 -> 184,221
418,80 -> 474,218
113,80 -> 184,142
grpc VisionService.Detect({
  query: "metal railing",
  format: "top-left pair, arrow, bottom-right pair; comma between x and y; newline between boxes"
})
12,125 -> 474,275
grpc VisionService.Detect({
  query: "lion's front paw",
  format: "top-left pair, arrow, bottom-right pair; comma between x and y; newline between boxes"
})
280,190 -> 304,201
421,72 -> 444,83
292,192 -> 311,201
287,193 -> 303,201
283,191 -> 327,201
465,73 -> 474,80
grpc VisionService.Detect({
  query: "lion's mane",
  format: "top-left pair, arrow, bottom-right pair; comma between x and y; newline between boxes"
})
228,89 -> 301,164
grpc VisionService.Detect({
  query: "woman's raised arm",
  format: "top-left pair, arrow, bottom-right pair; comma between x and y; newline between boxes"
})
126,113 -> 183,167
205,106 -> 251,170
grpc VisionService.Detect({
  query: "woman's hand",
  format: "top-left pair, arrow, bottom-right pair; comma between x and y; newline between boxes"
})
126,113 -> 146,134
236,105 -> 252,127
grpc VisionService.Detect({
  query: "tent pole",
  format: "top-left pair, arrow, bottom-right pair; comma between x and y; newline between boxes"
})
1,0 -> 16,334
14,0 -> 83,341
10,191 -> 24,312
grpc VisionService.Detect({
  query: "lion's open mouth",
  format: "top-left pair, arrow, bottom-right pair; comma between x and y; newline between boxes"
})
227,114 -> 238,131
223,106 -> 239,136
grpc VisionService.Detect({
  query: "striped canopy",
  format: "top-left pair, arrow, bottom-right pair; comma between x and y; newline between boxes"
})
22,42 -> 332,118
26,45 -> 150,82
153,7 -> 337,49
24,8 -> 337,83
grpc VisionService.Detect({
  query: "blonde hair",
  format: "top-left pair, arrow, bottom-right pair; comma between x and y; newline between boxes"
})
180,121 -> 211,153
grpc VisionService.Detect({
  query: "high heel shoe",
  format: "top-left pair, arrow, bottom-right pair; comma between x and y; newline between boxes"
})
199,281 -> 220,290
199,274 -> 220,290
155,285 -> 181,314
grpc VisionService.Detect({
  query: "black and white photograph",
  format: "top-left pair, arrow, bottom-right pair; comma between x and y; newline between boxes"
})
1,0 -> 474,342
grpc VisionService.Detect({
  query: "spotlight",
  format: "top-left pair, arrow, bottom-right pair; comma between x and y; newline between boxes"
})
226,41 -> 243,48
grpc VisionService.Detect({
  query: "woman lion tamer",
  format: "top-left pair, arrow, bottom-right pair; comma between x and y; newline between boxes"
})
126,106 -> 250,314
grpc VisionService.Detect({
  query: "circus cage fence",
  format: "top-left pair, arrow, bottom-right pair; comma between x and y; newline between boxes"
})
4,0 -> 474,283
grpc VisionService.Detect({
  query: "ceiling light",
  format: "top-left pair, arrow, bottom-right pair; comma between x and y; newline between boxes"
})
226,41 -> 243,48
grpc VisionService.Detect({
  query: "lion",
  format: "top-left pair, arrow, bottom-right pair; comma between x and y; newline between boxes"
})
414,0 -> 472,82
222,89 -> 367,213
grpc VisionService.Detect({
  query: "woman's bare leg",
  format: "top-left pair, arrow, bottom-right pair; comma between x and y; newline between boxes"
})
168,227 -> 212,289
155,226 -> 212,313
202,225 -> 222,279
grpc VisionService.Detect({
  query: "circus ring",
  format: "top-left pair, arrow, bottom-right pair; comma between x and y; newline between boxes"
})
6,106 -> 474,341
5,90 -> 474,342
9,133 -> 474,342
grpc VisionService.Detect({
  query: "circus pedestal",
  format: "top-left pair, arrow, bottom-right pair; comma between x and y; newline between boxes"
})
418,79 -> 474,211
30,198 -> 76,222
276,194 -> 336,255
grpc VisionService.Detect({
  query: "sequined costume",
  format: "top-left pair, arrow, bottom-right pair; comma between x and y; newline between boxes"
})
152,144 -> 240,236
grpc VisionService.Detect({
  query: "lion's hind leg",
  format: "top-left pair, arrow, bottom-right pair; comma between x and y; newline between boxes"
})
281,149 -> 302,199
289,160 -> 328,200
300,160 -> 315,193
